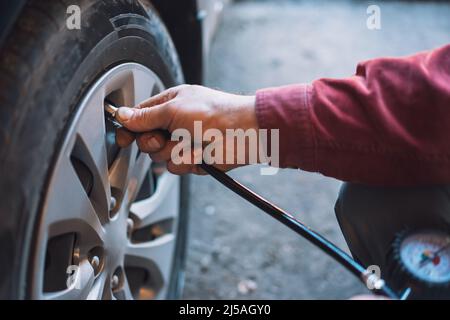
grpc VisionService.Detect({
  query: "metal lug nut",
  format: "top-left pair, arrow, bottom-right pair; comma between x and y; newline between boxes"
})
110,196 -> 117,211
90,256 -> 100,269
111,274 -> 120,290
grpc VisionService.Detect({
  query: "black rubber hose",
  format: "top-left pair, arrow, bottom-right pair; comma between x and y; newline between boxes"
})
199,163 -> 399,299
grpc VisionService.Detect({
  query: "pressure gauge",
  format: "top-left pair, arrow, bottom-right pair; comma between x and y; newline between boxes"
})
388,230 -> 450,299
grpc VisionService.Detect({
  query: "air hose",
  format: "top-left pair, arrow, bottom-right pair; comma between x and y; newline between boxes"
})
104,101 -> 401,299
199,163 -> 400,299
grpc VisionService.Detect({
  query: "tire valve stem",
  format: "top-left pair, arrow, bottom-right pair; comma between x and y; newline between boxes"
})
104,101 -> 126,129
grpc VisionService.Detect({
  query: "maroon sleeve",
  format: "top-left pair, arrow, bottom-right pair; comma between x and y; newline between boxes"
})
255,44 -> 450,186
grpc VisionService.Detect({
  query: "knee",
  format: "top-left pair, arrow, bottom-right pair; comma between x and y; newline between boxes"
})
335,182 -> 450,234
334,183 -> 379,224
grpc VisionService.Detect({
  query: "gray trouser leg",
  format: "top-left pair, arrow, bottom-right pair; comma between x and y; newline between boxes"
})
335,183 -> 450,271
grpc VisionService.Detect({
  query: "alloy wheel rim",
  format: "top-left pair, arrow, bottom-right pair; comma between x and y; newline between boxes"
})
30,63 -> 181,300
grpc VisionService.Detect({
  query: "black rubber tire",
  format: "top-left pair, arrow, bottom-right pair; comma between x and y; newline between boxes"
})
0,0 -> 189,299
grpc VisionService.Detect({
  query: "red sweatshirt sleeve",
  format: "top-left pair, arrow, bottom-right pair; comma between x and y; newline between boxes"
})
255,44 -> 450,186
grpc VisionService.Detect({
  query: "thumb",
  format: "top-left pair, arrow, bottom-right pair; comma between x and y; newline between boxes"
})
116,105 -> 172,133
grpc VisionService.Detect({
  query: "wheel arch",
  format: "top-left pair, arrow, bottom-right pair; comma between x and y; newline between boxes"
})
0,0 -> 205,85
0,0 -> 27,48
141,0 -> 205,85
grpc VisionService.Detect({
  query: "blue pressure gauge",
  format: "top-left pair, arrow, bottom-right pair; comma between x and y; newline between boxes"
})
389,229 -> 450,299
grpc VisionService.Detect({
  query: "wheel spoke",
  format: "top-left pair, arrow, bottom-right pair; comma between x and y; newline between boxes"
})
75,89 -> 111,218
126,153 -> 151,205
43,260 -> 95,300
87,272 -> 108,300
130,174 -> 180,228
125,234 -> 176,291
114,277 -> 134,300
109,144 -> 139,199
45,157 -> 105,244
131,66 -> 159,105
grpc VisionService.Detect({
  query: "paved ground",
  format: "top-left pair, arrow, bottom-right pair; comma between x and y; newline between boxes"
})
183,0 -> 450,299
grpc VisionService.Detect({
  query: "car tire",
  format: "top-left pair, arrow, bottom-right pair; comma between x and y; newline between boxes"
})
0,0 -> 189,299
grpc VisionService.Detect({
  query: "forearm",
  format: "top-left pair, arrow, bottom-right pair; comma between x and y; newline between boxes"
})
256,44 -> 450,186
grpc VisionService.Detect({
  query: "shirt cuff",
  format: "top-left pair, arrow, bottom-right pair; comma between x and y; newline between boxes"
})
255,83 -> 316,170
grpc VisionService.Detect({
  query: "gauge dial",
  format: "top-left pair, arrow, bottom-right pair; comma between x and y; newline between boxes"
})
400,231 -> 450,283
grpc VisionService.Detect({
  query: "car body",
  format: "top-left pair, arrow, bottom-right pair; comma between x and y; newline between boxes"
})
0,0 -> 226,83
0,0 -> 227,300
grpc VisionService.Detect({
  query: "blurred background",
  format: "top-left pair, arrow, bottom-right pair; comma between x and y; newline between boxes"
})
183,0 -> 450,299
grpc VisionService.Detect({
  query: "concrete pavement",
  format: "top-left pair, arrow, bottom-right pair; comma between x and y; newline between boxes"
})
183,0 -> 450,299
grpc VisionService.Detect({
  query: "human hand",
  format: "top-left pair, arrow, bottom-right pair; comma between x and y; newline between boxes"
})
115,85 -> 258,175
